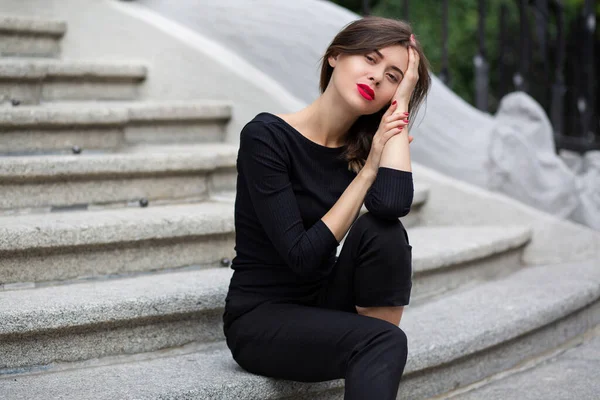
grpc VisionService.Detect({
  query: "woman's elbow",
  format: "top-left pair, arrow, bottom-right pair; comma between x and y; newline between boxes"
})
364,199 -> 412,220
287,254 -> 328,280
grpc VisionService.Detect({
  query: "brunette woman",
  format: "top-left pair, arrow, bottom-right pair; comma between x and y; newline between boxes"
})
223,16 -> 431,400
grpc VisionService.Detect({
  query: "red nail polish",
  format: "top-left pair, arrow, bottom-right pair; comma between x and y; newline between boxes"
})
404,119 -> 409,123
392,100 -> 397,105
404,112 -> 409,115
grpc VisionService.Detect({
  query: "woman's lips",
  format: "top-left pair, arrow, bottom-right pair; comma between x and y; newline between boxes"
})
356,84 -> 375,101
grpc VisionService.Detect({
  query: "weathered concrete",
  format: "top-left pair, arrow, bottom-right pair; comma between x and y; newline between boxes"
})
0,15 -> 66,35
0,58 -> 146,105
412,163 -> 600,265
0,15 -> 66,57
0,100 -> 232,154
0,143 -> 238,210
450,326 -> 600,400
0,201 -> 236,252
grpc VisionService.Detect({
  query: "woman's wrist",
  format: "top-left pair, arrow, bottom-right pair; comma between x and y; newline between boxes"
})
358,166 -> 377,184
392,98 -> 410,112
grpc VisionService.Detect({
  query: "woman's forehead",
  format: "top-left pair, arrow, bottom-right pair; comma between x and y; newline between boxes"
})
373,45 -> 409,65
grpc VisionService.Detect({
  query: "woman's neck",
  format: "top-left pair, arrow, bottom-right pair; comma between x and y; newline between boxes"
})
296,94 -> 359,148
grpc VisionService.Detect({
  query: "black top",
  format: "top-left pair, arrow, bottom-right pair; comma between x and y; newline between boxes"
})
223,112 -> 414,330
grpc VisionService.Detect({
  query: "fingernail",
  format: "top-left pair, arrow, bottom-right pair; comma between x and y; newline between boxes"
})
404,112 -> 409,115
404,119 -> 409,123
392,100 -> 397,105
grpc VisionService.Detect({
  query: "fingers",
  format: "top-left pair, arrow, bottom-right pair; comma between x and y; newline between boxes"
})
407,34 -> 420,77
412,47 -> 420,67
380,129 -> 402,145
407,47 -> 419,69
383,100 -> 398,118
410,47 -> 419,64
384,112 -> 409,124
387,118 -> 409,130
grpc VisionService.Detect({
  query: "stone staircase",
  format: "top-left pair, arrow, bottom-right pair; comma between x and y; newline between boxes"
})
1,14 -> 599,400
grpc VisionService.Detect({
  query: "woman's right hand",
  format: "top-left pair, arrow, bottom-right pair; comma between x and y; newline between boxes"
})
362,101 -> 412,178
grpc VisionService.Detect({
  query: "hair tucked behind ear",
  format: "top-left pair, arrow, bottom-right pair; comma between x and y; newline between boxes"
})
318,16 -> 432,173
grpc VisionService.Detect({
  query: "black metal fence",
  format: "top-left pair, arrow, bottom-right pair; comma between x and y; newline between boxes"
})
361,0 -> 598,154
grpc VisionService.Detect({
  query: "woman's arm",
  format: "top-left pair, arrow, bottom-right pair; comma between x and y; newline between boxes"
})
379,99 -> 412,173
362,37 -> 419,221
321,168 -> 376,243
362,99 -> 414,220
239,122 -> 342,279
324,99 -> 415,233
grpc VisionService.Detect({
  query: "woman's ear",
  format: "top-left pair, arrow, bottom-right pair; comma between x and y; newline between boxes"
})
328,53 -> 339,68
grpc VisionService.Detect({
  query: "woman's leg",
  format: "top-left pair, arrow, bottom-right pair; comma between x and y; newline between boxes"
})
318,211 -> 413,325
225,302 -> 407,400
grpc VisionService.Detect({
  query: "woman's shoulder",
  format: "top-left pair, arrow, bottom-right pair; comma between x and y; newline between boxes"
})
246,112 -> 290,129
241,112 -> 293,142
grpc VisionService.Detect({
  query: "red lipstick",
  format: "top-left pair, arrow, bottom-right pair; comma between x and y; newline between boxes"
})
357,84 -> 375,100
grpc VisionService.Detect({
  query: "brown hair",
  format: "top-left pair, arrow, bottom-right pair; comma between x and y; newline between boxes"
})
318,16 -> 432,173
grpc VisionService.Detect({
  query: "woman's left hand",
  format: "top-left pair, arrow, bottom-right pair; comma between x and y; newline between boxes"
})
393,34 -> 420,105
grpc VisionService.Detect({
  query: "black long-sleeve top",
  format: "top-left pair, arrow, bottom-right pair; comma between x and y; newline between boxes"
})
223,112 -> 414,330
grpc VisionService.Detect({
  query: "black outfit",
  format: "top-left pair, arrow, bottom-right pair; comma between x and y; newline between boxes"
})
223,112 -> 414,399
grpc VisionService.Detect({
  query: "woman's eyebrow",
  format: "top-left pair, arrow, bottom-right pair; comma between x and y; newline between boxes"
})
373,49 -> 404,78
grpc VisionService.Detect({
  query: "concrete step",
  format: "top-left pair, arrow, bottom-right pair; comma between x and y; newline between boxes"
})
0,15 -> 66,57
401,225 -> 531,304
337,223 -> 531,304
0,100 -> 232,155
0,202 -> 236,286
0,224 -> 532,371
2,259 -> 598,399
0,58 -> 146,105
0,142 -> 238,212
0,185 -> 429,285
446,325 -> 600,400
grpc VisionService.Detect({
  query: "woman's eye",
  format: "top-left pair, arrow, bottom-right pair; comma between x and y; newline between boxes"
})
366,56 -> 398,82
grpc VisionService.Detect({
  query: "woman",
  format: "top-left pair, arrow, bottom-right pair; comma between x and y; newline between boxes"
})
223,16 -> 431,399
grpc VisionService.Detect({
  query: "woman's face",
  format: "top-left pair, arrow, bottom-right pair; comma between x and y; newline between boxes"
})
328,44 -> 409,115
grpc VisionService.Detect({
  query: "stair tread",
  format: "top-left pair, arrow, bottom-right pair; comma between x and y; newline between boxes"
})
0,187 -> 418,251
0,57 -> 147,79
2,259 -> 598,399
0,142 -> 239,177
408,225 -> 531,272
0,224 -> 533,335
0,100 -> 233,125
0,201 -> 236,251
0,15 -> 66,35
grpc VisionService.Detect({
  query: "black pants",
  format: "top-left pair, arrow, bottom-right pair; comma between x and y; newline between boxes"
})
225,212 -> 413,400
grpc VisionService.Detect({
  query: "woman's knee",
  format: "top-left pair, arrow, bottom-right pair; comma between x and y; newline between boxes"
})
360,323 -> 408,365
350,212 -> 410,247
